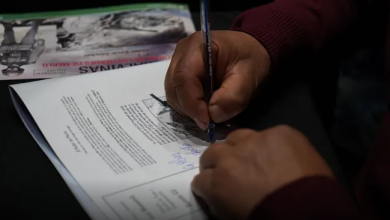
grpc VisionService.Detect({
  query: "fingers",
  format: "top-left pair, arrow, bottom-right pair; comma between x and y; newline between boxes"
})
165,30 -> 263,127
174,48 -> 209,129
164,32 -> 210,130
209,60 -> 259,123
200,143 -> 232,170
165,39 -> 187,117
191,168 -> 213,200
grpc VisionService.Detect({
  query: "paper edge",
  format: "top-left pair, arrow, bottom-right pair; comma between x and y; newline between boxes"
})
9,85 -> 107,220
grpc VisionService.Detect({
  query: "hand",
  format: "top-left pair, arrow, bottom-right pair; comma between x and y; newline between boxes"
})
164,30 -> 270,130
191,125 -> 333,220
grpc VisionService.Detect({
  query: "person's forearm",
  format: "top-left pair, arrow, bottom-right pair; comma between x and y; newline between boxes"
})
248,176 -> 364,220
230,0 -> 371,68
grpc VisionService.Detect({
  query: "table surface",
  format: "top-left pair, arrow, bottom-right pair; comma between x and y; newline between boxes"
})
0,11 -> 343,219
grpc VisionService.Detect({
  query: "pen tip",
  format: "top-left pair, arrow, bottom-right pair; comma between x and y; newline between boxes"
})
208,134 -> 213,143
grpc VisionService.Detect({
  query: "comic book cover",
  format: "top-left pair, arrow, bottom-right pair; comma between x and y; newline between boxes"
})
0,3 -> 195,80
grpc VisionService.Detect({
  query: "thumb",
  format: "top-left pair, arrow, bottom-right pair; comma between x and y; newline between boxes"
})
209,61 -> 260,123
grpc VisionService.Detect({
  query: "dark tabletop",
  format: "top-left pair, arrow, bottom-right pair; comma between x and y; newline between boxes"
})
0,11 -> 344,219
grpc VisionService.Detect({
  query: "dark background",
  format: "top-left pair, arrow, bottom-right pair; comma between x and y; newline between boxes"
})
1,0 -> 387,219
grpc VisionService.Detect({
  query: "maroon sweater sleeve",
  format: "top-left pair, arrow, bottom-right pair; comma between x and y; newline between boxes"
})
228,1 -> 389,219
230,0 -> 360,67
248,176 -> 364,220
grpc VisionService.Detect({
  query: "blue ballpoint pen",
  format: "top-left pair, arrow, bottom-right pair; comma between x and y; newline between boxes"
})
200,0 -> 215,143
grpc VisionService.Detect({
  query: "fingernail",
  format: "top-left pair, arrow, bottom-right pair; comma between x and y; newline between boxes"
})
194,118 -> 208,130
209,105 -> 228,123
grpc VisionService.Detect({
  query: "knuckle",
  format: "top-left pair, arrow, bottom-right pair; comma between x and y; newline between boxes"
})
268,125 -> 309,143
172,75 -> 184,88
176,37 -> 187,48
273,124 -> 298,135
229,128 -> 255,137
208,142 -> 227,153
189,31 -> 202,40
246,131 -> 263,142
227,128 -> 256,141
200,143 -> 231,169
176,31 -> 200,49
218,157 -> 235,169
172,70 -> 189,88
202,143 -> 226,161
215,158 -> 237,178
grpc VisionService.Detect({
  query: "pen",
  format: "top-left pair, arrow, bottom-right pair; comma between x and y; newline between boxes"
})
150,94 -> 169,107
200,0 -> 215,143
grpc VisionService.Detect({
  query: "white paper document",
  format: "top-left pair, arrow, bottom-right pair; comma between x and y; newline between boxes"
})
9,60 -> 222,220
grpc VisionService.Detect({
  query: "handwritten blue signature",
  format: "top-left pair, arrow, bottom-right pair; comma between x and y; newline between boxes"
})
180,143 -> 202,155
169,143 -> 203,170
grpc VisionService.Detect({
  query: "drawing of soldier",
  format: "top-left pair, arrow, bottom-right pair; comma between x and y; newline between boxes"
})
0,20 -> 45,77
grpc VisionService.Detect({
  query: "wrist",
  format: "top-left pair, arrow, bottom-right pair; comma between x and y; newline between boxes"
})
237,30 -> 271,81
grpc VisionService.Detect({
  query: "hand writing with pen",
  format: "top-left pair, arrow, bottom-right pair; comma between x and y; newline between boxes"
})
164,31 -> 335,220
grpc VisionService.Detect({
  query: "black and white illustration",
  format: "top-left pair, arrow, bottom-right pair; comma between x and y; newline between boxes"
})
142,96 -> 204,140
142,96 -> 234,141
0,5 -> 195,78
11,9 -> 190,52
0,20 -> 57,76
